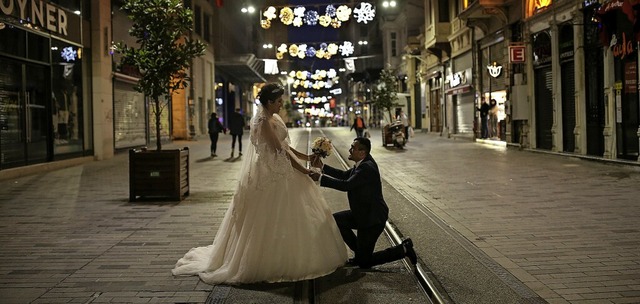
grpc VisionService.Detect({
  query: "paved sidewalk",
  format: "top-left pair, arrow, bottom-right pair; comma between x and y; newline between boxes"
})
0,131 -> 427,304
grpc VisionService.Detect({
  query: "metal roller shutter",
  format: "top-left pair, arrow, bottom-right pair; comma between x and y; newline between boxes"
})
561,61 -> 576,152
535,66 -> 553,150
455,93 -> 474,134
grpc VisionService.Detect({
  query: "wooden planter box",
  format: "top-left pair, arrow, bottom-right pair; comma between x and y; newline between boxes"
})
129,147 -> 189,201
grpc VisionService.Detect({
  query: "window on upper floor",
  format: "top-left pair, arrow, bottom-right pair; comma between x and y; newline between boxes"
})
426,1 -> 432,25
204,13 -> 211,43
194,5 -> 202,36
439,0 -> 449,22
391,32 -> 397,57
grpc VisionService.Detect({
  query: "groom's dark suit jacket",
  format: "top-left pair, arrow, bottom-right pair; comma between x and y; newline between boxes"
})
321,155 -> 389,228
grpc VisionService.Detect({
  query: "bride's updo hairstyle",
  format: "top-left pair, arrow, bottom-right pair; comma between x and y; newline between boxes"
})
258,83 -> 285,105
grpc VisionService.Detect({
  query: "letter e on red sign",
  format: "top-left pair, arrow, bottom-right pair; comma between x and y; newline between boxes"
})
509,46 -> 525,63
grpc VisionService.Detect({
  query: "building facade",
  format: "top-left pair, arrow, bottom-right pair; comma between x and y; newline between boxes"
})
1,0 -> 221,172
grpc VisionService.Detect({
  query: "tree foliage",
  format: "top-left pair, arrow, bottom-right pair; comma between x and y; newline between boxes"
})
371,68 -> 400,123
115,0 -> 206,150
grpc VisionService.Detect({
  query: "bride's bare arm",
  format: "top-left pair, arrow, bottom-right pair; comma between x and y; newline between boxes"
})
287,150 -> 312,175
290,147 -> 311,161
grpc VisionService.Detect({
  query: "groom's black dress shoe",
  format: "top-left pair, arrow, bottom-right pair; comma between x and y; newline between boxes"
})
345,258 -> 359,267
402,238 -> 418,265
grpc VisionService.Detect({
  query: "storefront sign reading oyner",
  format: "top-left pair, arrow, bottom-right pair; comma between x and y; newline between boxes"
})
0,0 -> 70,36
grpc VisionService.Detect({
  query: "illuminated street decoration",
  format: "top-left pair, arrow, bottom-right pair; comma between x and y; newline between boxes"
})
261,3 -> 374,29
276,41 -> 354,59
290,69 -> 339,81
61,46 -> 77,62
353,2 -> 375,24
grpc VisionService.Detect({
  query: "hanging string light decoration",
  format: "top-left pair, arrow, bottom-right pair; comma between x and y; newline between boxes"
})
261,3 -> 375,29
290,69 -> 338,81
276,41 -> 354,59
288,69 -> 340,90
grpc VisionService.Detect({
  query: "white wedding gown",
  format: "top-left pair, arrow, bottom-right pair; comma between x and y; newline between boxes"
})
172,110 -> 348,284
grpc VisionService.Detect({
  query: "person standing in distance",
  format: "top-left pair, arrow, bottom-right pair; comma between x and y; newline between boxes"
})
350,114 -> 366,138
229,108 -> 245,157
208,113 -> 224,157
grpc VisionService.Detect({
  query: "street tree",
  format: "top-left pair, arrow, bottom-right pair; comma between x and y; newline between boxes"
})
371,68 -> 400,123
115,0 -> 206,151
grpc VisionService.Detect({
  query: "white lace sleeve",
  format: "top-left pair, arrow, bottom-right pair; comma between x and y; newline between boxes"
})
249,114 -> 293,183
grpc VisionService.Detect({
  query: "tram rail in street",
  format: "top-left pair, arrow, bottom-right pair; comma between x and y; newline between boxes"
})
298,129 -> 443,304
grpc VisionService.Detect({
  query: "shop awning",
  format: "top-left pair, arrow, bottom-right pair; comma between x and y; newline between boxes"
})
446,85 -> 473,95
215,54 -> 266,84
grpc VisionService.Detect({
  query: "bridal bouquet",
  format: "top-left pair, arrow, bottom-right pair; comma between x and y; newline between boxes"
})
312,136 -> 332,158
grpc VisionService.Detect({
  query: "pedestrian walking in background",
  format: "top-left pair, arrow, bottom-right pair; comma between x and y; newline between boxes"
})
229,108 -> 245,157
489,99 -> 498,139
351,114 -> 366,138
208,113 -> 224,157
477,100 -> 490,139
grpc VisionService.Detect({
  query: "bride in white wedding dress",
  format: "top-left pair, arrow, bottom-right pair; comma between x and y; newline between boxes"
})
172,83 -> 348,284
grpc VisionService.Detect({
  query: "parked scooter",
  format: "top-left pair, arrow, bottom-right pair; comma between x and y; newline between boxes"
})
388,121 -> 406,148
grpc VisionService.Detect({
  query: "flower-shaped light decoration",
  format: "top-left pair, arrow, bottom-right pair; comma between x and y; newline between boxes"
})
277,42 -> 354,59
353,2 -> 376,24
319,15 -> 331,27
294,6 -> 306,17
280,7 -> 294,25
264,3 -> 377,29
336,5 -> 351,22
263,6 -> 277,20
297,44 -> 308,59
261,19 -> 271,29
305,46 -> 317,58
304,10 -> 319,26
327,43 -> 339,55
288,44 -> 299,57
339,41 -> 355,56
326,5 -> 337,17
276,52 -> 284,60
327,69 -> 337,79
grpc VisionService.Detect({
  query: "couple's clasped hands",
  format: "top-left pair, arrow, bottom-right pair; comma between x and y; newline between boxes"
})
308,155 -> 323,181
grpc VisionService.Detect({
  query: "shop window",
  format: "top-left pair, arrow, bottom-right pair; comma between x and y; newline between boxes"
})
27,32 -> 50,63
0,25 -> 26,57
51,39 -> 83,155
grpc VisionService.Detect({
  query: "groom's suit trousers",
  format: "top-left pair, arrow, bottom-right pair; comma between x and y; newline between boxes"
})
334,210 -> 405,268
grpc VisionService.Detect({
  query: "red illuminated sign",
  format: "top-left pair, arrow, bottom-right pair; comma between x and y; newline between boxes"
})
509,45 -> 526,63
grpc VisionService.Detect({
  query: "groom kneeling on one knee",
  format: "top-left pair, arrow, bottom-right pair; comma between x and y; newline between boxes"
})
309,137 -> 417,268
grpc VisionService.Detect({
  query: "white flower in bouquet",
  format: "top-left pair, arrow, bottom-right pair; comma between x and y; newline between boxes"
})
312,137 -> 332,158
